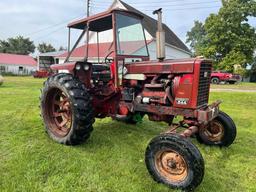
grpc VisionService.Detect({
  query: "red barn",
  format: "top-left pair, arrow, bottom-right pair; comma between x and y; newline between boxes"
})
0,53 -> 37,75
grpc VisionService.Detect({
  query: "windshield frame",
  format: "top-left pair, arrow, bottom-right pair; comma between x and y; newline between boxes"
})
114,11 -> 149,58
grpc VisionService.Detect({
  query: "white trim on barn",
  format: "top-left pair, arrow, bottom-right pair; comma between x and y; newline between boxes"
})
0,63 -> 36,75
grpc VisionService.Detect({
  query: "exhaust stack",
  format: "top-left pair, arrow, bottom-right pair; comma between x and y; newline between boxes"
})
153,8 -> 165,61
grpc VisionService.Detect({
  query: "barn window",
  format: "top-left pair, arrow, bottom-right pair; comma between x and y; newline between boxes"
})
19,66 -> 24,72
0,66 -> 5,73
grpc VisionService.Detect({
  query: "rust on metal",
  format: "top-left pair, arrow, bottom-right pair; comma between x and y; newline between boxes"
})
155,150 -> 188,183
180,126 -> 198,138
46,89 -> 72,137
200,120 -> 225,142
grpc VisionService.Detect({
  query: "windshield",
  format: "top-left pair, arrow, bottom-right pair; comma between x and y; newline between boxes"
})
116,13 -> 148,56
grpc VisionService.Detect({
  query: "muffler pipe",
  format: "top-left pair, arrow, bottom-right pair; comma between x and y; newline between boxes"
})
153,8 -> 166,61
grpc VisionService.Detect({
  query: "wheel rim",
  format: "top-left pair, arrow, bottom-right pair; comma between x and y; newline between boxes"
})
155,150 -> 188,183
203,120 -> 224,142
45,88 -> 72,137
212,78 -> 218,84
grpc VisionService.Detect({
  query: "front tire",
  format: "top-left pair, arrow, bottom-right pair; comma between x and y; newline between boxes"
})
196,111 -> 236,147
145,134 -> 204,191
40,73 -> 94,145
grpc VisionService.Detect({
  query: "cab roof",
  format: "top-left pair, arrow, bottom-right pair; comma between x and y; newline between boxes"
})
68,9 -> 144,31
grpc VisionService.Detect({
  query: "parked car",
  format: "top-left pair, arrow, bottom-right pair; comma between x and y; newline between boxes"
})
33,70 -> 53,78
0,75 -> 3,86
211,71 -> 241,84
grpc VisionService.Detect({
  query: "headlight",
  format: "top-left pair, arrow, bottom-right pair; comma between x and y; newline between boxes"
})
83,64 -> 90,71
75,64 -> 81,70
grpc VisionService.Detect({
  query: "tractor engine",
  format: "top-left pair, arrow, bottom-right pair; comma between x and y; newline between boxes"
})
120,59 -> 212,123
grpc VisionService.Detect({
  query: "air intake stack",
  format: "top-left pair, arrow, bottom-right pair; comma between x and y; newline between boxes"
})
153,8 -> 166,61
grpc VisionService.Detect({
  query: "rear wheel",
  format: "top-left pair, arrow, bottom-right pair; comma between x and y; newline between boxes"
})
211,77 -> 220,84
145,134 -> 204,191
40,73 -> 94,145
196,111 -> 236,147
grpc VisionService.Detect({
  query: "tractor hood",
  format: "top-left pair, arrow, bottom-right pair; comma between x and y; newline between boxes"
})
125,58 -> 211,74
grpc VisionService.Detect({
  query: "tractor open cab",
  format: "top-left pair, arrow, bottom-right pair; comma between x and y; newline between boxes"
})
40,8 -> 236,191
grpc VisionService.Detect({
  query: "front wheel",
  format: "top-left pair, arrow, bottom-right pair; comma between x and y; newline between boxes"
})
196,111 -> 236,147
145,134 -> 204,191
211,77 -> 220,84
40,73 -> 95,145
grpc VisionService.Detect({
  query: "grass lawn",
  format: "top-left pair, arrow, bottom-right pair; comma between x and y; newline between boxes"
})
0,76 -> 256,192
210,82 -> 256,90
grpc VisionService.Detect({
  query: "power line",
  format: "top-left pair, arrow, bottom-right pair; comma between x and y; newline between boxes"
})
24,14 -> 84,37
32,26 -> 65,41
92,0 -> 220,6
94,0 -> 186,3
92,2 -> 220,9
142,5 -> 221,12
91,5 -> 221,12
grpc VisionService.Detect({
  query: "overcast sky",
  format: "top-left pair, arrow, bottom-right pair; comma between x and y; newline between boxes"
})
0,0 -> 255,50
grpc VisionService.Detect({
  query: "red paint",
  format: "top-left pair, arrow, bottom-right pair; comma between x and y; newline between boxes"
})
0,53 -> 36,67
54,9 -> 217,128
211,71 -> 241,83
51,62 -> 76,71
33,70 -> 53,78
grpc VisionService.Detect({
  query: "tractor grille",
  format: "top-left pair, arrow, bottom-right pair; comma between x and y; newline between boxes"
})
197,62 -> 212,107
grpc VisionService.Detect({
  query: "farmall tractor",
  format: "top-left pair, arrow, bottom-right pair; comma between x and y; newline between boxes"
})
40,8 -> 236,191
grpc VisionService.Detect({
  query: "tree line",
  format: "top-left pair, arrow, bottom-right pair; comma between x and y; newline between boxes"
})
0,36 -> 66,55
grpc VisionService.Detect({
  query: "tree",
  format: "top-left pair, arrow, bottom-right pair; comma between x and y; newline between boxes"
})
186,0 -> 256,72
58,46 -> 67,51
186,21 -> 207,56
0,36 -> 35,55
37,43 -> 56,53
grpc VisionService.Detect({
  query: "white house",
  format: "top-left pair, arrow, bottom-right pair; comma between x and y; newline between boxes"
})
0,53 -> 37,75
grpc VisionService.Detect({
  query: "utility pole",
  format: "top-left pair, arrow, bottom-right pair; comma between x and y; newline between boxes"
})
87,0 -> 90,17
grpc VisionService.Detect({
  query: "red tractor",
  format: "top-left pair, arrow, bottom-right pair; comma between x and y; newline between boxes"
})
40,8 -> 236,191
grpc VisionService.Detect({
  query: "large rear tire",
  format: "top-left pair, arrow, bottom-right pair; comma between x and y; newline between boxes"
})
40,73 -> 94,145
196,111 -> 236,147
145,134 -> 204,191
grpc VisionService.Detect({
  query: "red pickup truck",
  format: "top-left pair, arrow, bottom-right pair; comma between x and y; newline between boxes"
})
211,71 -> 241,84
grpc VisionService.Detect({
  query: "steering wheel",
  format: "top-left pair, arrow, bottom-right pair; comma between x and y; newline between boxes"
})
104,51 -> 114,64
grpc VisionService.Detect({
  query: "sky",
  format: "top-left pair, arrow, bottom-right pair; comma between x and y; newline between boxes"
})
0,0 -> 255,51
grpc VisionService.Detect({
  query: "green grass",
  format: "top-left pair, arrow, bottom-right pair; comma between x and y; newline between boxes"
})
210,82 -> 256,90
0,76 -> 256,192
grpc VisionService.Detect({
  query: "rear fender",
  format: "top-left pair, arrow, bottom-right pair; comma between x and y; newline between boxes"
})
51,61 -> 92,88
50,62 -> 77,73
